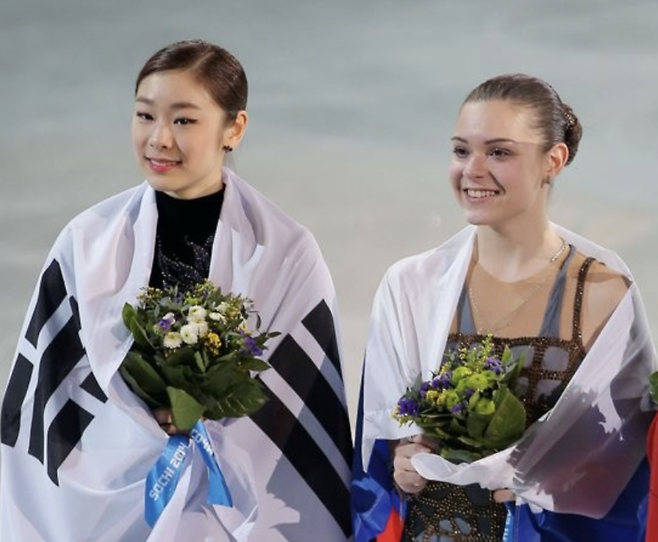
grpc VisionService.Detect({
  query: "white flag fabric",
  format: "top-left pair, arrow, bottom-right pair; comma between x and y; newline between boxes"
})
361,224 -> 656,517
1,168 -> 353,541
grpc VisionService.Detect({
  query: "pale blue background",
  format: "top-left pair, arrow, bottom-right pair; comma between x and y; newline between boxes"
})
2,0 -> 657,422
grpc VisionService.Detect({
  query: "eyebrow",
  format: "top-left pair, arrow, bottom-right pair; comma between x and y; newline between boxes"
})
135,97 -> 202,110
451,136 -> 520,145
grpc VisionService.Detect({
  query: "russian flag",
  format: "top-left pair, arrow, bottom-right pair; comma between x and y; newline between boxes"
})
351,383 -> 405,542
645,414 -> 658,542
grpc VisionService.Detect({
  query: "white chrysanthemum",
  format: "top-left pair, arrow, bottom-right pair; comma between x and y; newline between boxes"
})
208,312 -> 226,323
180,323 -> 199,345
163,331 -> 183,349
197,321 -> 209,338
216,302 -> 228,314
187,306 -> 207,323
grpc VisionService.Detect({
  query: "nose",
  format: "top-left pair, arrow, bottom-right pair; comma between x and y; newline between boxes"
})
149,121 -> 173,150
463,153 -> 487,179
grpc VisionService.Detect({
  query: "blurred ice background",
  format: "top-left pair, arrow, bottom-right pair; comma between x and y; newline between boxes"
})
2,0 -> 657,425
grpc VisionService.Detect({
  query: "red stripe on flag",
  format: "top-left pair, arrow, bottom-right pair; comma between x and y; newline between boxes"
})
376,507 -> 404,542
646,414 -> 658,542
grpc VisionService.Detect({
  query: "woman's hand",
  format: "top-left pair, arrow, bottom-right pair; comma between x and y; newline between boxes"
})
152,407 -> 179,435
493,489 -> 515,503
392,434 -> 436,494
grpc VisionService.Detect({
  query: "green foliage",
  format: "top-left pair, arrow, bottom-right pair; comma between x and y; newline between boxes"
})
393,334 -> 527,462
120,280 -> 278,430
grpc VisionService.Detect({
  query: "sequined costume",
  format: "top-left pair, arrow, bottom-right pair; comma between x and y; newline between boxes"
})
402,247 -> 587,541
353,225 -> 655,542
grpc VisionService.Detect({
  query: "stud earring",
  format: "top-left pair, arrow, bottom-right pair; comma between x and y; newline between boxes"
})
222,145 -> 233,153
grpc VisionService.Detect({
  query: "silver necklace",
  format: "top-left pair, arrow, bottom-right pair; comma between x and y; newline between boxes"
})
468,240 -> 567,335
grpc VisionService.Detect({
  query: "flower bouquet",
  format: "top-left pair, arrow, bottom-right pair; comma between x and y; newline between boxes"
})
393,335 -> 526,463
120,280 -> 278,432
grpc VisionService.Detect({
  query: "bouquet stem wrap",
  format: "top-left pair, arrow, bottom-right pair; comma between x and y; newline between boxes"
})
145,420 -> 232,527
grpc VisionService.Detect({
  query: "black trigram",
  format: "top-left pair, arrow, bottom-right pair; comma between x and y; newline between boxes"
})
250,300 -> 353,537
1,259 -> 107,484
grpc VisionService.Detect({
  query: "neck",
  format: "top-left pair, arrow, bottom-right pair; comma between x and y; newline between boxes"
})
474,223 -> 564,282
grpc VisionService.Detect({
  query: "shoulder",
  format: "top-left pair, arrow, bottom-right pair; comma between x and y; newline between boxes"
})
225,170 -> 316,247
571,251 -> 631,349
572,252 -> 630,306
50,184 -> 145,250
384,247 -> 443,288
66,184 -> 146,231
383,226 -> 474,291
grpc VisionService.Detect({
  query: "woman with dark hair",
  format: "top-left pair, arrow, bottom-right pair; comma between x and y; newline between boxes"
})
352,74 -> 655,542
0,40 -> 353,542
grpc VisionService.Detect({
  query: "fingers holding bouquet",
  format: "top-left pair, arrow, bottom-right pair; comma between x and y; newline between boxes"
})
392,434 -> 438,494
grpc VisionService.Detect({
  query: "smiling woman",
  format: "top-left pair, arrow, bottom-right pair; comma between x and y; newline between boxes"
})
352,74 -> 656,542
0,39 -> 353,542
132,68 -> 247,199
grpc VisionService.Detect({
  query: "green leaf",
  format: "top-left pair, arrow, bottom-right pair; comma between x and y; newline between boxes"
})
161,365 -> 197,390
421,425 -> 452,440
239,358 -> 271,372
209,351 -> 240,365
119,365 -> 162,407
468,390 -> 481,409
194,351 -> 206,373
122,302 -> 137,328
440,446 -> 482,463
167,387 -> 205,432
457,435 -> 484,448
120,351 -> 168,405
129,317 -> 151,348
465,411 -> 493,441
163,346 -> 196,367
484,386 -> 526,450
204,363 -> 241,396
204,380 -> 268,419
449,417 -> 466,435
504,347 -> 526,390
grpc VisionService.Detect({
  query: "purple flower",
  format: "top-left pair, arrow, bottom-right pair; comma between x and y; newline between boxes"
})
158,316 -> 174,331
419,381 -> 430,398
484,357 -> 502,374
397,398 -> 419,417
436,373 -> 452,388
451,403 -> 464,414
464,388 -> 474,399
243,334 -> 263,356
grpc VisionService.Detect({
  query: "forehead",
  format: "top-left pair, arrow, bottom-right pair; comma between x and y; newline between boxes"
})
454,100 -> 540,142
135,70 -> 217,109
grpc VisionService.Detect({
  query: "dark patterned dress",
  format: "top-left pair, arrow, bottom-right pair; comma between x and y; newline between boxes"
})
402,247 -> 594,542
149,189 -> 223,290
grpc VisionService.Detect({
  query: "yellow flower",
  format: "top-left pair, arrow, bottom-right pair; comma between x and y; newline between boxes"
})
206,332 -> 222,354
425,390 -> 440,403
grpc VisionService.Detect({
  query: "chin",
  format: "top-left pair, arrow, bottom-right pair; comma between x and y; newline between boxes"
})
145,178 -> 175,193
